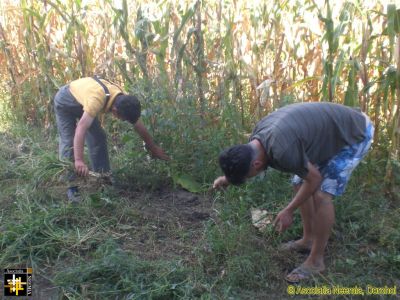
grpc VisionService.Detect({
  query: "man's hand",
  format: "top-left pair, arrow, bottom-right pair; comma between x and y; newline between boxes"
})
146,144 -> 170,160
213,176 -> 229,189
273,208 -> 293,233
273,163 -> 322,233
75,159 -> 89,177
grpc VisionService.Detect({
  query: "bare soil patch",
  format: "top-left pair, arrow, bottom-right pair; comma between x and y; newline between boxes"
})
116,186 -> 214,262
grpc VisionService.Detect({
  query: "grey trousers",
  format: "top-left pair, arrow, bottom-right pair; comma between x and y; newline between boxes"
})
54,85 -> 110,173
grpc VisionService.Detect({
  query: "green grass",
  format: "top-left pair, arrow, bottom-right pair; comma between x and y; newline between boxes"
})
0,120 -> 399,299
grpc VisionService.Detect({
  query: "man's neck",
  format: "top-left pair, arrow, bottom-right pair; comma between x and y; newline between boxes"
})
249,139 -> 269,167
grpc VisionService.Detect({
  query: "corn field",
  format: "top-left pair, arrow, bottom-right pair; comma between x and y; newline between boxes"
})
0,0 -> 399,191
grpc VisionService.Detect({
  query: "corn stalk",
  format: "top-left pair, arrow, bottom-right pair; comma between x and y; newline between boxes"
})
384,4 -> 400,197
193,0 -> 206,116
319,1 -> 352,102
0,0 -> 398,155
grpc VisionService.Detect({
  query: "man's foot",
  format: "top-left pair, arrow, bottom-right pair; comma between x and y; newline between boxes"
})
67,186 -> 81,203
285,264 -> 323,284
280,240 -> 312,254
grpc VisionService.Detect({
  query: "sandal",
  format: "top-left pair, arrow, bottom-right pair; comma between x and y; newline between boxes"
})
285,265 -> 321,284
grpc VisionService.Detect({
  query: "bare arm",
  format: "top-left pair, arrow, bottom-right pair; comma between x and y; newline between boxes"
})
286,163 -> 322,212
274,162 -> 322,232
133,119 -> 156,147
133,119 -> 170,160
74,112 -> 94,176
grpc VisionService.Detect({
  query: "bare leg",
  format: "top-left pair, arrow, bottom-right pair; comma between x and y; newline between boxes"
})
290,185 -> 314,249
286,191 -> 334,282
302,190 -> 334,271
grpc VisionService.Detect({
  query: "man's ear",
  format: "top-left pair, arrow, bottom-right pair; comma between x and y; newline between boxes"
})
111,106 -> 118,117
252,159 -> 264,171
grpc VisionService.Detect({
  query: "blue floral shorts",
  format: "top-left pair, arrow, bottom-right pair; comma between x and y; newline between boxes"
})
292,116 -> 374,196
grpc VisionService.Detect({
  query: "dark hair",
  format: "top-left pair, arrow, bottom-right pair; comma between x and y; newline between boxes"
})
219,144 -> 254,185
114,94 -> 141,124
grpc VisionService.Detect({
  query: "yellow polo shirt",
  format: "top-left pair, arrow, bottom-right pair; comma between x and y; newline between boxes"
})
69,77 -> 125,117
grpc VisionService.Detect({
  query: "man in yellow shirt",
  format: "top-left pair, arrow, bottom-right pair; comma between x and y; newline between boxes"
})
54,77 -> 169,201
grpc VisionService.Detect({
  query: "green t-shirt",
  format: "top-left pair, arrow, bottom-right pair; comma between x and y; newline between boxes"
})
250,102 -> 366,178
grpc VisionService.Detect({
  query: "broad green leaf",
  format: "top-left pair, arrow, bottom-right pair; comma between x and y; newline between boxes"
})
172,173 -> 203,193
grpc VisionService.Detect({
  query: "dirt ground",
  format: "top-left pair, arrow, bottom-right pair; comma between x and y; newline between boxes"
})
117,186 -> 214,262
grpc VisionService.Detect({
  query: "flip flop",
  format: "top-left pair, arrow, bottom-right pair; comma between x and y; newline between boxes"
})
67,186 -> 81,203
280,240 -> 311,254
285,265 -> 321,284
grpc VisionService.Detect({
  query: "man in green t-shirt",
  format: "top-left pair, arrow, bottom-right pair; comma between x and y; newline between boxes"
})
213,102 -> 373,283
54,77 -> 169,201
